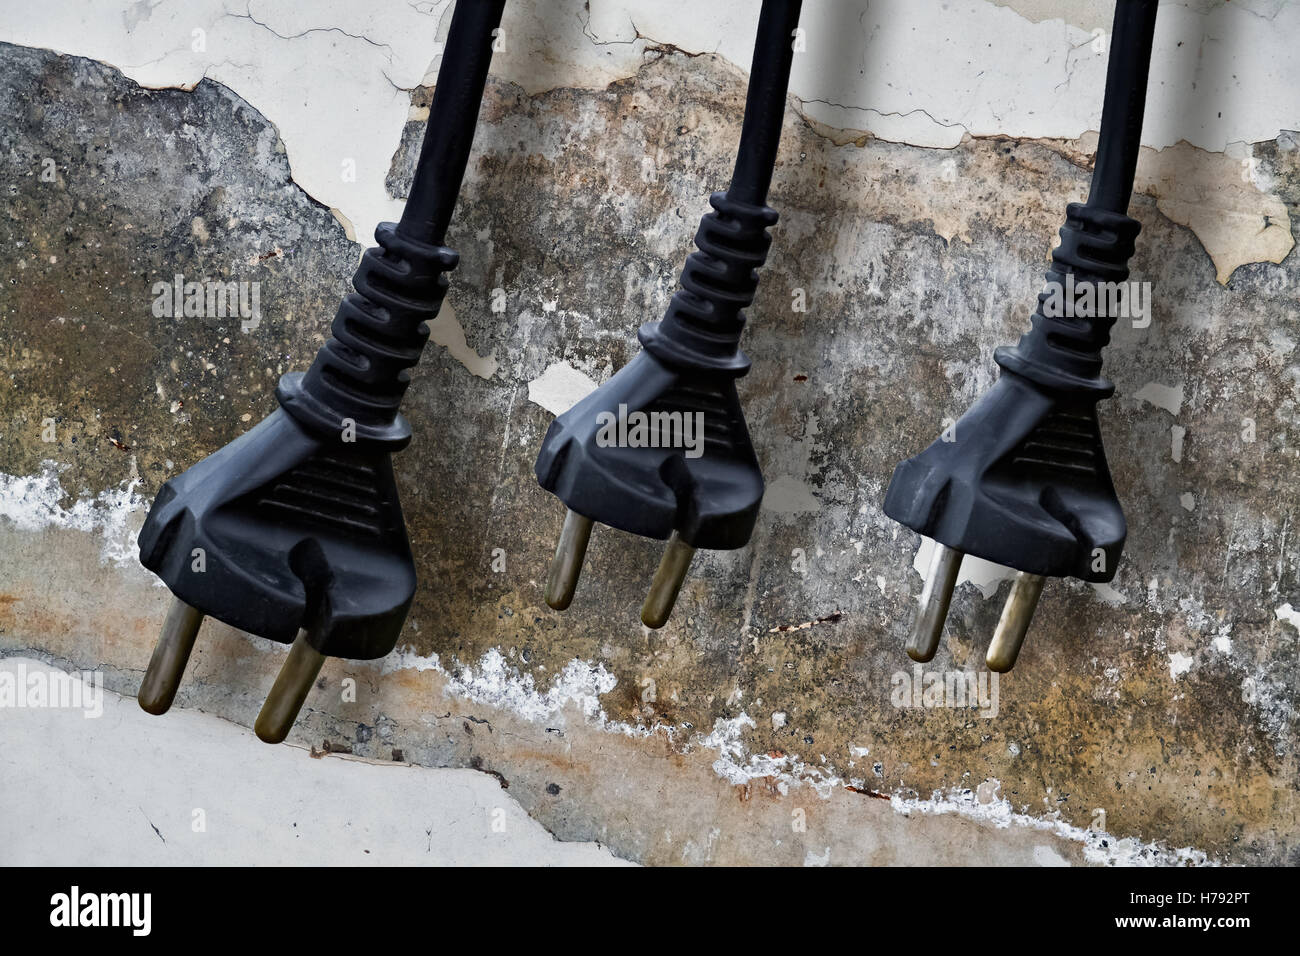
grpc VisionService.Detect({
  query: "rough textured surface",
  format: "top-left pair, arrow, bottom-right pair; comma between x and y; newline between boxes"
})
1,32 -> 1297,865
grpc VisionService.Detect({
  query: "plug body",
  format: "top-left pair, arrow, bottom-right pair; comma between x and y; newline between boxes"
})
535,191 -> 775,626
137,405 -> 416,659
885,203 -> 1140,669
137,223 -> 456,740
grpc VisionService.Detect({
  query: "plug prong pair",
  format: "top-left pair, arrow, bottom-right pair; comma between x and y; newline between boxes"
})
906,543 -> 1044,671
543,508 -> 695,628
139,596 -> 324,743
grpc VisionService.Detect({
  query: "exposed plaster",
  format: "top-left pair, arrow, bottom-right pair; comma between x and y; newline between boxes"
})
1133,381 -> 1186,416
1137,140 -> 1295,284
429,300 -> 498,380
526,360 -> 599,415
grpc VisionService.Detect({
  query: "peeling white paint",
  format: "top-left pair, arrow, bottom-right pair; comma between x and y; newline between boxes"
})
1133,381 -> 1185,416
381,644 -> 668,741
526,360 -> 599,415
697,712 -> 845,799
428,300 -> 497,379
1139,141 -> 1295,284
0,462 -> 148,569
1168,651 -> 1195,680
1275,603 -> 1300,634
891,786 -> 1212,867
913,536 -> 1017,599
4,0 -> 1298,285
443,647 -> 617,725
587,0 -> 1300,157
1090,582 -> 1127,606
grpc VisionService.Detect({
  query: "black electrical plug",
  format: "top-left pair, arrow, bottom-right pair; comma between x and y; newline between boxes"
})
534,0 -> 803,628
136,0 -> 507,741
883,0 -> 1159,671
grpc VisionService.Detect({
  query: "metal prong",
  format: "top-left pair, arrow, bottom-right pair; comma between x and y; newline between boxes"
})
907,544 -> 964,662
138,598 -> 204,715
640,532 -> 696,629
986,572 -> 1046,672
254,631 -> 327,744
544,509 -> 594,611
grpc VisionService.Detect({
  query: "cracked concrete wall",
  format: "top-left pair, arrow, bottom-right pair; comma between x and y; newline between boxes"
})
1,0 -> 1298,865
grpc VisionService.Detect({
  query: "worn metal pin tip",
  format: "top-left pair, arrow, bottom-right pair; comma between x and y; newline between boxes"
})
254,630 -> 327,744
640,532 -> 696,629
986,572 -> 1046,672
544,509 -> 594,611
906,543 -> 964,662
138,598 -> 204,716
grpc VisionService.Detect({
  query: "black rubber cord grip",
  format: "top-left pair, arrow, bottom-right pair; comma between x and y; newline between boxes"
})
279,223 -> 460,449
996,202 -> 1142,397
639,191 -> 778,376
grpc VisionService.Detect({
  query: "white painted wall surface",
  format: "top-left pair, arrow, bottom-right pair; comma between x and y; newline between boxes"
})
1,0 -> 1295,242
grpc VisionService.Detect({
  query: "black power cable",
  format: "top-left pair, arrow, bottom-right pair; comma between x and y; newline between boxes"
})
1089,1 -> 1159,214
136,0 -> 507,742
534,0 -> 803,628
730,0 -> 802,206
401,0 -> 505,244
883,0 -> 1159,671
